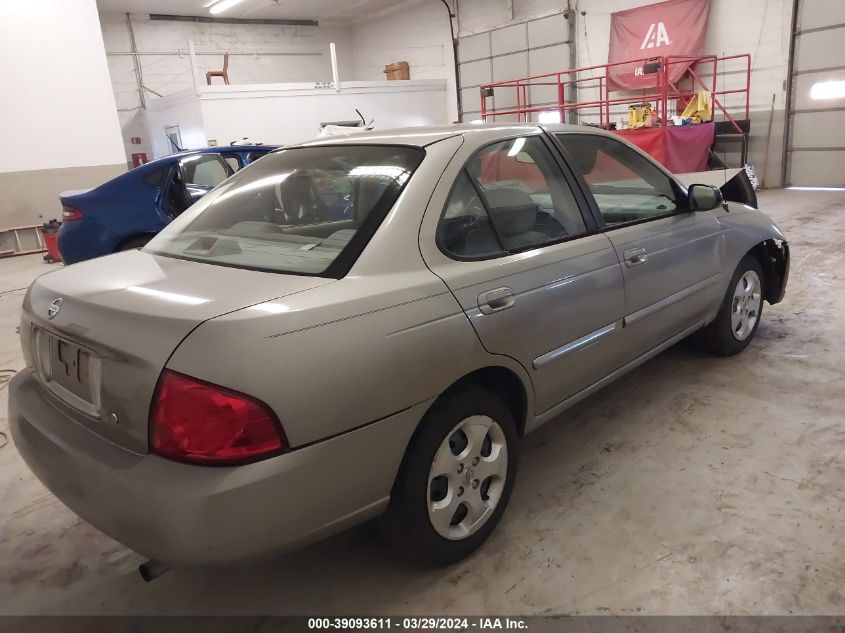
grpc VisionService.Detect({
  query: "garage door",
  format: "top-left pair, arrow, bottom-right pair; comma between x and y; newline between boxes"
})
458,13 -> 572,122
785,0 -> 845,186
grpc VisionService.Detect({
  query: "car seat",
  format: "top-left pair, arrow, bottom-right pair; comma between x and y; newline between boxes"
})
484,188 -> 547,250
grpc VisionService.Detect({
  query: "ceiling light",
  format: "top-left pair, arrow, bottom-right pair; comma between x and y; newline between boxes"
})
810,80 -> 845,100
209,0 -> 248,15
507,137 -> 526,157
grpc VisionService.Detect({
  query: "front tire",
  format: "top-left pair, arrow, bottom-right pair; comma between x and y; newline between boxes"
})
380,385 -> 518,565
703,255 -> 765,356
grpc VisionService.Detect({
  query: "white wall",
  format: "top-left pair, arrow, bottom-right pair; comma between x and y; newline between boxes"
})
351,0 -> 460,121
197,81 -> 449,148
143,89 -> 206,159
0,0 -> 125,174
99,12 -> 356,163
141,80 -> 449,158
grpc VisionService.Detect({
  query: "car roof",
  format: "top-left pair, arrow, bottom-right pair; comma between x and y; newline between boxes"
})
179,145 -> 279,154
293,123 -> 616,148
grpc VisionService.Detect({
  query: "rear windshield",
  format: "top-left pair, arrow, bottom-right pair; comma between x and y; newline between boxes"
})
146,145 -> 424,277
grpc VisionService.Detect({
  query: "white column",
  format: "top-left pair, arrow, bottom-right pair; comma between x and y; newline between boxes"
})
0,0 -> 126,225
0,0 -> 125,175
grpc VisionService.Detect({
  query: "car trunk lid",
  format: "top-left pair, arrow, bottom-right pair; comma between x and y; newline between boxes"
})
22,249 -> 333,453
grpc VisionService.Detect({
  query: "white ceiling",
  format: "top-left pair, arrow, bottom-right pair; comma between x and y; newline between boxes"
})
96,0 -> 402,22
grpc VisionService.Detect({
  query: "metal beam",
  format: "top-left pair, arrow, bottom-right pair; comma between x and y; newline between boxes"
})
795,22 -> 845,36
566,1 -> 577,124
126,13 -> 145,109
148,14 -> 318,26
781,0 -> 800,187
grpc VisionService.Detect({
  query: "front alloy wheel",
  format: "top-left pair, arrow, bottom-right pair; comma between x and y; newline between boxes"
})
730,270 -> 762,341
703,255 -> 766,356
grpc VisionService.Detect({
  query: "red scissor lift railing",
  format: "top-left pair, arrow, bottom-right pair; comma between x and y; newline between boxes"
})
479,53 -> 751,166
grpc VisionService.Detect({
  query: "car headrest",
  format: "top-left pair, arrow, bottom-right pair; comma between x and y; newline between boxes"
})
561,137 -> 597,174
485,189 -> 538,235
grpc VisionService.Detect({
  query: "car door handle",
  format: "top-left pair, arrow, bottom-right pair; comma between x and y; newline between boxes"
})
623,247 -> 648,267
478,287 -> 515,314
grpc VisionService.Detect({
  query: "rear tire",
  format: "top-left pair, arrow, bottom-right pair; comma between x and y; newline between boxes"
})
703,255 -> 765,356
380,385 -> 518,565
118,236 -> 152,252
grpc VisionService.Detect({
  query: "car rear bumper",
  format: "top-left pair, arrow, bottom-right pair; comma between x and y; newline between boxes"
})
56,220 -> 112,264
9,370 -> 426,565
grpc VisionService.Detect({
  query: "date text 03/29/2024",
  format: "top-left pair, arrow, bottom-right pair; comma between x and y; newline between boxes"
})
307,617 -> 529,630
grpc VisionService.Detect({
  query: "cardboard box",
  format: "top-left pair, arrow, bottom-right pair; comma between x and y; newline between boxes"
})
383,61 -> 410,80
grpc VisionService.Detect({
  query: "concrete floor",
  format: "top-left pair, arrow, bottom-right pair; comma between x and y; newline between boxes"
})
0,189 -> 843,615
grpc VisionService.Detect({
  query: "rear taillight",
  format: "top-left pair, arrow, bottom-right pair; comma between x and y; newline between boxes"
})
62,207 -> 83,221
150,370 -> 286,465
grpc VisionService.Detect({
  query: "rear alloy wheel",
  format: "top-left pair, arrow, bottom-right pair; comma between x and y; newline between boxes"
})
381,385 -> 517,565
703,255 -> 765,356
427,415 -> 508,540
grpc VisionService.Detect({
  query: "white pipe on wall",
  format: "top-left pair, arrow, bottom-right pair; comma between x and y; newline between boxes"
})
330,42 -> 340,92
188,40 -> 200,94
107,51 -> 322,57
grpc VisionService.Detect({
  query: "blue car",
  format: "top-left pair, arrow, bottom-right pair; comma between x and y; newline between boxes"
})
57,146 -> 277,264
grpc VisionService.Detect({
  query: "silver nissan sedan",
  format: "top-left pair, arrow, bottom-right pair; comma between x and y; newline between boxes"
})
9,124 -> 789,568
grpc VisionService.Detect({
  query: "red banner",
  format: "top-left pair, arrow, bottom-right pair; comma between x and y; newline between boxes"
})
607,0 -> 710,92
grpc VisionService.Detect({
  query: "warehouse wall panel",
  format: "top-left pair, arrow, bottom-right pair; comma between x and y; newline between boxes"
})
790,111 -> 845,148
793,29 -> 845,73
797,0 -> 845,31
491,23 -> 528,56
526,13 -> 569,47
457,10 -> 570,121
787,151 -> 845,187
460,59 -> 493,88
793,69 -> 845,111
785,0 -> 845,186
458,32 -> 492,62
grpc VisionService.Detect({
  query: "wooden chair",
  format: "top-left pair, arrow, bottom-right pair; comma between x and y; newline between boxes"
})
206,53 -> 230,85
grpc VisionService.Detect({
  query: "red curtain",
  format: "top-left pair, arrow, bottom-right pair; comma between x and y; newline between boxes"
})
615,123 -> 715,173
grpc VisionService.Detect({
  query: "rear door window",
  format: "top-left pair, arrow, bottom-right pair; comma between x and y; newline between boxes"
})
438,135 -> 587,258
183,154 -> 232,188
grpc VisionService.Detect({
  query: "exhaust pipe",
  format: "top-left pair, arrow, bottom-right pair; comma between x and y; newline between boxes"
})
138,559 -> 170,582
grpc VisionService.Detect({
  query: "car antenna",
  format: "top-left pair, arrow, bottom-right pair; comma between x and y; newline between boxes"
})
355,109 -> 375,131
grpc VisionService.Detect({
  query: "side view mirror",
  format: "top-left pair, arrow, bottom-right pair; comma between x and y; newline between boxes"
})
688,184 -> 723,212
